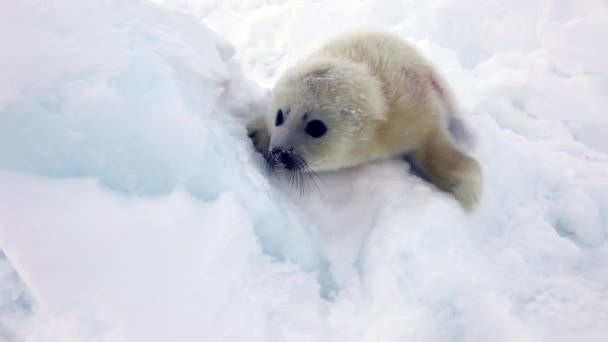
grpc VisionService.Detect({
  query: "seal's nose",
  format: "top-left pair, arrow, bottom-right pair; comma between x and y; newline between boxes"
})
271,148 -> 296,170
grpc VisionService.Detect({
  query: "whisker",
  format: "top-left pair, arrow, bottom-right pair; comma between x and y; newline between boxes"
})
263,151 -> 276,174
307,171 -> 322,196
288,170 -> 295,188
309,169 -> 324,186
299,159 -> 322,191
301,166 -> 312,190
304,166 -> 323,197
301,170 -> 310,192
267,152 -> 325,198
298,170 -> 305,197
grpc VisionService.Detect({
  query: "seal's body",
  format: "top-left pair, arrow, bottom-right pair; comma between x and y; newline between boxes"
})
247,30 -> 482,211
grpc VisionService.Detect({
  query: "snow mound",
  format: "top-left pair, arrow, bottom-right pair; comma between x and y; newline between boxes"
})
0,1 -> 328,340
1,0 -> 608,341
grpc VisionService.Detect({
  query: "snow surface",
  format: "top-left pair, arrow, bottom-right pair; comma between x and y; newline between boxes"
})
1,0 -> 608,341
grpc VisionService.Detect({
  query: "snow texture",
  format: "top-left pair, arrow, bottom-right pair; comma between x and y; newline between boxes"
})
1,0 -> 608,341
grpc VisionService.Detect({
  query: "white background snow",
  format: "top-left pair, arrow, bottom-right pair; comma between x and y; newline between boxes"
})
1,0 -> 607,341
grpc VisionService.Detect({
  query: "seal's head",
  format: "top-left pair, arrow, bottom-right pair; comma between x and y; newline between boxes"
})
266,57 -> 387,173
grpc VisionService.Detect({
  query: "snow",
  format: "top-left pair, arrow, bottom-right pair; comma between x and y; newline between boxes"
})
1,0 -> 608,341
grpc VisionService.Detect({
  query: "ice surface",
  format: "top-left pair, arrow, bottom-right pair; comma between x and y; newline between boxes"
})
1,0 -> 608,341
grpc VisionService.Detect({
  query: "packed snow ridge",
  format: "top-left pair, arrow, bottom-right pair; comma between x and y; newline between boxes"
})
1,0 -> 607,341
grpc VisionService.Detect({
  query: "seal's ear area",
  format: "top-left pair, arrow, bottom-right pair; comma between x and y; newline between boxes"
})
339,108 -> 362,118
307,65 -> 333,78
339,107 -> 386,124
302,65 -> 335,84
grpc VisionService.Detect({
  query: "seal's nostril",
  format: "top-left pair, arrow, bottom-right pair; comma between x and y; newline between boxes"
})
270,148 -> 296,170
279,152 -> 292,164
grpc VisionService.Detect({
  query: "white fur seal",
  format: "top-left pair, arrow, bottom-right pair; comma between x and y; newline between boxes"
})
247,30 -> 482,211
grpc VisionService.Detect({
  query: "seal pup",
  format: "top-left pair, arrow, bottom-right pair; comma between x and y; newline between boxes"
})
247,30 -> 482,211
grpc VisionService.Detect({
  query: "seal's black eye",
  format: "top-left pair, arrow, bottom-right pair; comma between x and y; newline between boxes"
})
305,120 -> 327,138
275,109 -> 284,126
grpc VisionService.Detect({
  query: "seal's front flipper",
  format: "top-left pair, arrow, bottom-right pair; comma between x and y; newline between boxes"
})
246,116 -> 270,154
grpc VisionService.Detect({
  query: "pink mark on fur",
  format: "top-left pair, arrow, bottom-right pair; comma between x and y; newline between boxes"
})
429,74 -> 445,96
428,73 -> 456,116
402,69 -> 448,105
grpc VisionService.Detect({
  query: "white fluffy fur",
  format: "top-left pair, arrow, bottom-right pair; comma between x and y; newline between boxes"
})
247,30 -> 483,211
